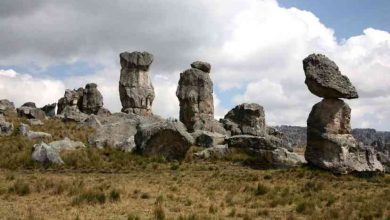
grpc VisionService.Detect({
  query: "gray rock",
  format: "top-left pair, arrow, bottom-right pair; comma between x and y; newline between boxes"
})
57,88 -> 84,114
306,99 -> 383,174
194,145 -> 229,159
0,99 -> 15,114
40,103 -> 56,117
17,104 -> 46,120
192,130 -> 226,148
191,61 -> 211,73
88,113 -> 163,152
303,54 -> 358,99
49,137 -> 85,150
59,106 -> 89,123
227,135 -> 305,168
0,115 -> 13,136
32,142 -> 64,164
221,103 -> 266,136
81,83 -> 104,114
119,51 -> 155,116
96,107 -> 111,116
135,119 -> 194,160
176,63 -> 225,134
377,151 -> 390,172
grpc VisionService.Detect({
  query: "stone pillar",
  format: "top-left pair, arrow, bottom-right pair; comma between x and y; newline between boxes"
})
119,51 -> 155,116
303,54 -> 383,174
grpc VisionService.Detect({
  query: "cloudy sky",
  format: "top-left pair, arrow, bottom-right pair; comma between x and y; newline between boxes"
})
0,0 -> 389,130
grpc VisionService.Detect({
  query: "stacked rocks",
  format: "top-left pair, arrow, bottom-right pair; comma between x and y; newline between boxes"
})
303,54 -> 383,174
176,61 -> 225,133
119,51 -> 155,116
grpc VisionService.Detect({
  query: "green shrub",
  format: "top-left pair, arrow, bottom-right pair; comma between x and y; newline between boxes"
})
255,183 -> 268,196
9,180 -> 30,196
72,190 -> 106,205
109,189 -> 120,202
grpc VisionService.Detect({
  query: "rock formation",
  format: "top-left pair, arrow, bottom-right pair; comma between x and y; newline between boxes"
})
57,83 -> 108,118
80,83 -> 104,114
176,61 -> 225,133
17,102 -> 46,120
57,88 -> 84,114
303,53 -> 383,174
0,114 -> 13,136
0,99 -> 15,114
303,54 -> 358,99
221,103 -> 266,136
119,51 -> 155,115
41,103 -> 56,117
135,119 -> 194,160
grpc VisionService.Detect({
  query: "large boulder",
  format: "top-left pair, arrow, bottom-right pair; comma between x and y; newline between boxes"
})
0,99 -> 15,114
40,103 -> 56,117
135,119 -> 194,160
17,102 -> 46,120
58,106 -> 88,123
192,130 -> 226,148
88,113 -> 163,152
221,103 -> 266,136
0,115 -> 13,136
119,51 -> 155,115
176,62 -> 225,134
306,99 -> 383,174
227,135 -> 305,168
303,54 -> 358,99
57,88 -> 84,114
80,83 -> 104,114
32,142 -> 64,164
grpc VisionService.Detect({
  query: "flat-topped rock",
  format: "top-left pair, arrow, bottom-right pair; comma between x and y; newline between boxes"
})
191,61 -> 211,73
303,54 -> 358,99
120,51 -> 153,71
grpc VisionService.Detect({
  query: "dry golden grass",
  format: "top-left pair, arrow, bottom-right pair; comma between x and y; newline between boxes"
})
0,163 -> 389,220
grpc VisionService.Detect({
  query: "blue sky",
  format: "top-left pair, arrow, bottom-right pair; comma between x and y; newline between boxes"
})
0,0 -> 389,130
278,0 -> 390,39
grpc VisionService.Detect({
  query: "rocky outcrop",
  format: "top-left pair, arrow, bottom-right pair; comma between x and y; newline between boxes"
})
303,54 -> 383,174
88,113 -> 163,152
40,103 -> 56,117
0,99 -> 15,114
306,99 -> 383,173
191,130 -> 226,148
176,61 -> 225,134
17,102 -> 46,120
221,103 -> 266,136
194,145 -> 229,159
227,135 -> 305,168
119,51 -> 155,115
80,83 -> 104,114
0,114 -> 13,136
303,54 -> 358,99
58,106 -> 89,123
135,119 -> 194,160
57,88 -> 84,114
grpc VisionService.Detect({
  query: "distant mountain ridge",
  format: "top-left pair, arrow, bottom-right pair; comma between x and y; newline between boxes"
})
274,125 -> 390,153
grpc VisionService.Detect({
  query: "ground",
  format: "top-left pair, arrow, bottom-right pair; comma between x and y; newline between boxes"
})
0,112 -> 389,219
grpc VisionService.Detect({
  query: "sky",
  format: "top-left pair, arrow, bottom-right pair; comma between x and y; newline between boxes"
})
0,0 -> 389,130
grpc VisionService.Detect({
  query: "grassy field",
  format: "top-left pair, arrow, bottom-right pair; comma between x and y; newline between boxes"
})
0,112 -> 389,219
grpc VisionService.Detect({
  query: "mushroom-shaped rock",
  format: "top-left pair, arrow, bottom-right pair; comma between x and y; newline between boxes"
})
306,99 -> 383,173
135,119 -> 194,160
119,51 -> 155,115
221,103 -> 266,136
191,61 -> 211,73
303,54 -> 358,99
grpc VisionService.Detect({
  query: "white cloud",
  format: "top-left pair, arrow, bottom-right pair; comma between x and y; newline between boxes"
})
0,69 -> 65,107
0,0 -> 389,130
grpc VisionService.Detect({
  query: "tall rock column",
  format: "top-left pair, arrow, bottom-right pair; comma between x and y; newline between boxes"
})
119,51 -> 155,116
176,61 -> 225,133
303,54 -> 383,174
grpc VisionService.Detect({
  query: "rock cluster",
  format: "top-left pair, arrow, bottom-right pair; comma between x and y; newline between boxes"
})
303,54 -> 383,174
119,51 -> 155,115
57,83 -> 108,122
0,99 -> 15,114
17,102 -> 46,120
176,61 -> 225,133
